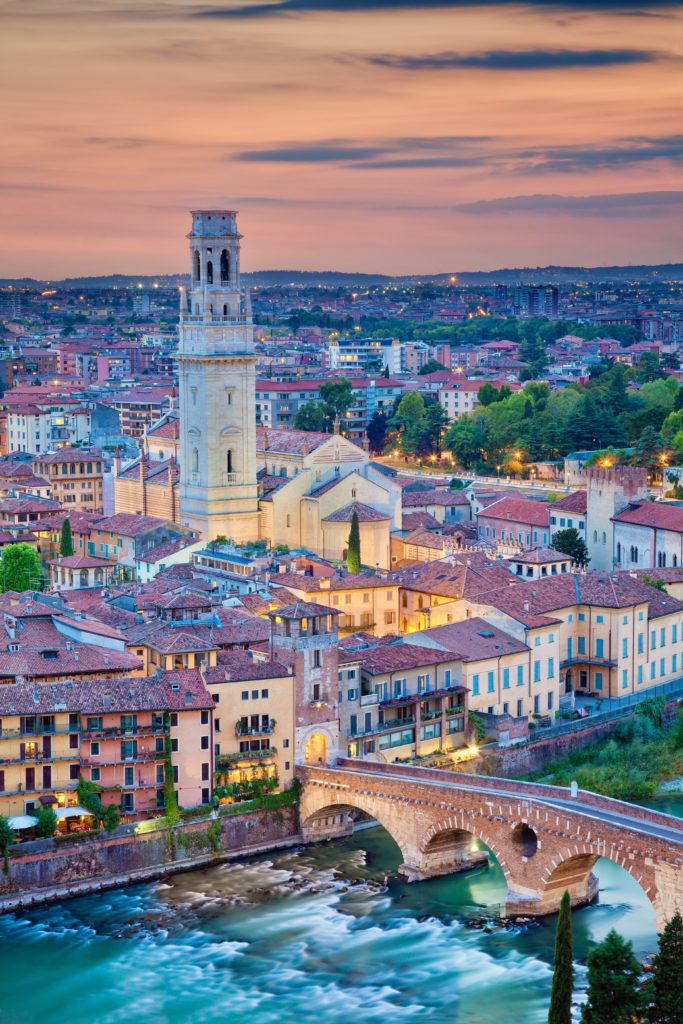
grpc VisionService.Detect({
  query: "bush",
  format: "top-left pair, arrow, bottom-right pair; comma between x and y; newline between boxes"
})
102,804 -> 121,833
35,807 -> 58,838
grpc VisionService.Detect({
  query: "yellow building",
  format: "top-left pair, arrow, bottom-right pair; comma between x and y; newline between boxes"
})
271,570 -> 400,637
202,652 -> 296,795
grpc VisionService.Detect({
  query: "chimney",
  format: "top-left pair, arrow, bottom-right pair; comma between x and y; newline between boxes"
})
523,600 -> 530,613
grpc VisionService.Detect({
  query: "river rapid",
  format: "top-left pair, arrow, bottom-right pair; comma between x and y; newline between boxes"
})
2,799 -> 681,1024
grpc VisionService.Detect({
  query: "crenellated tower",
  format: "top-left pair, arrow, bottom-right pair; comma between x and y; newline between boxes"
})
177,210 -> 260,542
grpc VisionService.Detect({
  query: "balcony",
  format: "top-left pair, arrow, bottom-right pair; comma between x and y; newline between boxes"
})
445,705 -> 466,717
349,715 -> 415,739
216,748 -> 277,769
359,693 -> 379,707
235,724 -> 275,737
0,727 -> 75,739
81,726 -> 165,739
560,656 -> 617,670
181,314 -> 250,325
420,710 -> 443,721
80,751 -> 163,767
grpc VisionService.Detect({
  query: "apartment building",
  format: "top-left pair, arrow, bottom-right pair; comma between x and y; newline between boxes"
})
6,401 -> 91,455
34,448 -> 105,512
271,570 -> 400,637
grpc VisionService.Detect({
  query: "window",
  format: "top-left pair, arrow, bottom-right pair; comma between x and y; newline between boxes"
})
91,767 -> 100,782
261,689 -> 269,699
121,739 -> 137,761
622,670 -> 628,689
86,716 -> 102,731
472,674 -> 479,696
578,636 -> 586,655
487,671 -> 494,693
313,650 -> 321,669
171,738 -> 179,752
124,766 -> 134,787
596,615 -> 603,624
595,639 -> 604,658
622,638 -> 628,659
241,691 -> 249,700
69,764 -> 80,781
90,742 -> 100,756
347,688 -> 358,700
251,690 -> 258,699
547,658 -> 554,679
594,672 -> 603,690
517,665 -> 524,687
201,763 -> 209,781
638,633 -> 644,655
201,711 -> 209,725
533,661 -> 541,683
503,668 -> 510,689
121,793 -> 134,812
283,738 -> 289,748
201,735 -> 209,750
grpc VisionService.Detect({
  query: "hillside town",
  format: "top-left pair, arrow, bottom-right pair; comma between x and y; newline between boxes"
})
0,212 -> 681,832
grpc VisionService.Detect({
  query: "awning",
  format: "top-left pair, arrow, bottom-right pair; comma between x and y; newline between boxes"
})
55,805 -> 94,819
39,794 -> 58,806
8,815 -> 38,830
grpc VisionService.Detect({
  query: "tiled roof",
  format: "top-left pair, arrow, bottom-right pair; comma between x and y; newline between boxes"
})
35,448 -> 102,465
256,427 -> 334,456
267,600 -> 339,621
0,497 -> 60,514
0,670 -> 213,715
91,512 -> 173,536
612,501 -> 683,534
357,641 -> 457,676
322,502 -> 390,523
402,512 -> 441,531
391,557 -> 517,601
47,554 -> 116,568
478,496 -> 550,528
513,547 -> 570,564
552,491 -> 587,515
417,617 -> 528,661
203,651 -> 291,684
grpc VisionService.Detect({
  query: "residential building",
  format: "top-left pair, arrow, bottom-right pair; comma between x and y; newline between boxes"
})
612,501 -> 683,570
34,448 -> 105,512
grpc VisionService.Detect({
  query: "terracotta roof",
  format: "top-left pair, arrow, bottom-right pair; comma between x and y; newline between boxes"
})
47,554 -> 116,569
267,600 -> 339,621
612,501 -> 683,534
391,557 -> 517,601
256,427 -> 334,456
0,670 -> 213,715
513,547 -> 570,564
92,512 -> 174,536
357,641 -> 457,676
322,502 -> 390,523
0,497 -> 60,514
552,491 -> 587,515
416,617 -> 528,661
478,496 -> 549,528
203,651 -> 291,684
402,512 -> 441,531
35,448 -> 102,465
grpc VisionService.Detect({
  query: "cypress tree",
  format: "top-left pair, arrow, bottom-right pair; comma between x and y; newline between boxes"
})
548,890 -> 574,1024
647,911 -> 683,1024
346,510 -> 361,574
581,929 -> 643,1024
60,517 -> 74,557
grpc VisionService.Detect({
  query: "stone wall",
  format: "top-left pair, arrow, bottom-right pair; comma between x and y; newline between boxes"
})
0,807 -> 300,912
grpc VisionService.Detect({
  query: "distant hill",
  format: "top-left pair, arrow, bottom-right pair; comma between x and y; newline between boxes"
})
1,263 -> 681,289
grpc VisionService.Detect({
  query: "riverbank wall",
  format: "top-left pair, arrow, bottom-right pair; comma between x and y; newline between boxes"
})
468,697 -> 681,777
0,806 -> 301,913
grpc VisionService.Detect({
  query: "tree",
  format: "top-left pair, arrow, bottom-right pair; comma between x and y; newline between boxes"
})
102,804 -> 121,833
320,378 -> 355,423
346,510 -> 361,574
0,816 -> 14,875
0,543 -> 42,593
366,411 -> 389,453
35,807 -> 58,838
552,528 -> 590,567
646,911 -> 683,1024
294,400 -> 327,432
581,929 -> 643,1024
478,382 -> 508,406
548,890 -> 574,1024
60,517 -> 74,557
418,359 -> 447,375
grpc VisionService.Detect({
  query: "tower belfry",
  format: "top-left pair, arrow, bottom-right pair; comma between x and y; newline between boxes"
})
177,210 -> 260,541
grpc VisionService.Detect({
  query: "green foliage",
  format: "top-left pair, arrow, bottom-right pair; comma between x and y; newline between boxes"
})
319,377 -> 355,423
0,816 -> 15,876
418,359 -> 448,375
34,807 -> 58,838
524,708 -> 683,801
207,818 -> 222,854
102,804 -> 121,833
273,544 -> 290,555
0,543 -> 42,593
646,911 -> 683,1024
346,510 -> 361,574
77,776 -> 103,822
552,528 -> 590,567
581,929 -> 643,1024
294,400 -> 327,432
642,575 -> 667,593
59,518 -> 74,557
548,890 -> 573,1024
366,411 -> 389,453
468,712 -> 486,745
163,731 -> 180,826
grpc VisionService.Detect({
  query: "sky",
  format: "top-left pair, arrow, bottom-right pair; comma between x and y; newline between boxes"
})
1,0 -> 681,277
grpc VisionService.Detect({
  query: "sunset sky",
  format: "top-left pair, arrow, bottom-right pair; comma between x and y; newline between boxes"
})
2,0 -> 681,277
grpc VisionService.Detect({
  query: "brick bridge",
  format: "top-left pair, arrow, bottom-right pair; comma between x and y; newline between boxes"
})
297,760 -> 683,927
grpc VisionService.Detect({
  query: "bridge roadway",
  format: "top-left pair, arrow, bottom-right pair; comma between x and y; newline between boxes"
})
333,761 -> 683,845
299,759 -> 683,925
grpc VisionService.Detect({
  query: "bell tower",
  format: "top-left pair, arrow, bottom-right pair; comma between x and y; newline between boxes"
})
177,210 -> 260,542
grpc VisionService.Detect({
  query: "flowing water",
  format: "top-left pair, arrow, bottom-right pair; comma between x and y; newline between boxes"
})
2,799 -> 681,1024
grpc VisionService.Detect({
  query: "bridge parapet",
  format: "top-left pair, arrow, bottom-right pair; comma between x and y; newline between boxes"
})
297,762 -> 683,928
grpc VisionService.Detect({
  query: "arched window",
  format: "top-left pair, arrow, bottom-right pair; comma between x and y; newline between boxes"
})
220,249 -> 230,284
206,260 -> 213,284
223,304 -> 228,315
79,569 -> 89,588
192,448 -> 199,473
602,531 -> 606,545
593,530 -> 597,543
226,449 -> 233,473
193,250 -> 200,282
616,542 -> 622,563
674,555 -> 678,567
286,514 -> 291,528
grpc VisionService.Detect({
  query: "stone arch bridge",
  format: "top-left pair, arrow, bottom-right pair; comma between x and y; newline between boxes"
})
297,759 -> 683,928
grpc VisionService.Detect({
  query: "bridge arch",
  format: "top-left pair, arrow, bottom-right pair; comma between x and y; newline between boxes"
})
538,843 -> 658,919
300,789 -> 420,870
420,817 -> 510,886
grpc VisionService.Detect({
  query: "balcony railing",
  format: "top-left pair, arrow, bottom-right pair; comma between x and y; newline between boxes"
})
445,705 -> 466,716
81,726 -> 165,739
0,753 -> 75,765
216,748 -> 277,769
420,710 -> 443,721
80,752 -> 163,767
359,693 -> 379,707
560,656 -> 618,669
234,725 -> 274,737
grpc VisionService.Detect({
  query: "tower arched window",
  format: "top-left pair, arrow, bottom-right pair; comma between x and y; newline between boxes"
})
206,260 -> 213,285
193,250 -> 200,282
616,542 -> 622,564
192,448 -> 199,473
223,304 -> 228,316
226,449 -> 233,474
220,250 -> 230,284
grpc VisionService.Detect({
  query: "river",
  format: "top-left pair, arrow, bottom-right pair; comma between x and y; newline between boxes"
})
2,795 -> 682,1024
